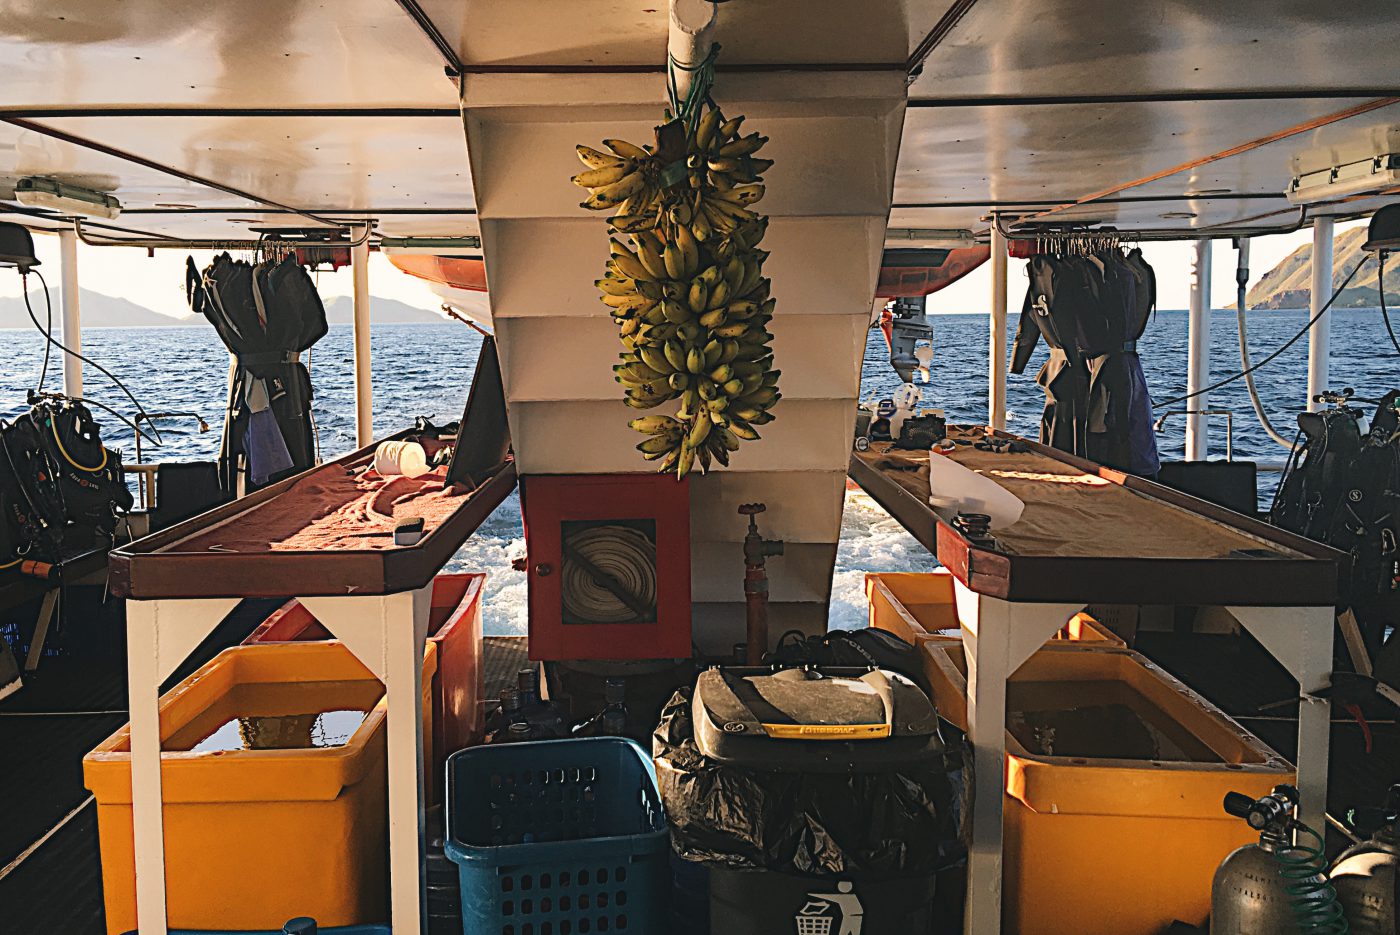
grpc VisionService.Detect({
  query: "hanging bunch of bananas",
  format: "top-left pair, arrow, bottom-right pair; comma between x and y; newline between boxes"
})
572,94 -> 780,479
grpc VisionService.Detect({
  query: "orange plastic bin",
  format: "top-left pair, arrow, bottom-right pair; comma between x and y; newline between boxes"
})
921,640 -> 1292,935
84,641 -> 437,934
865,571 -> 1125,646
245,572 -> 486,793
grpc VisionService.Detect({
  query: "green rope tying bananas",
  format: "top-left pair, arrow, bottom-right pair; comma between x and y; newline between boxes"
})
667,42 -> 721,132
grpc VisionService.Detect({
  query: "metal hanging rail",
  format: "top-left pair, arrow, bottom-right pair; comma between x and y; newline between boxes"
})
72,218 -> 375,251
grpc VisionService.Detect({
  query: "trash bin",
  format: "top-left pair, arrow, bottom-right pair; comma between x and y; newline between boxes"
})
444,737 -> 670,935
655,666 -> 961,935
245,572 -> 484,799
921,641 -> 1292,935
865,571 -> 1124,646
85,641 -> 436,935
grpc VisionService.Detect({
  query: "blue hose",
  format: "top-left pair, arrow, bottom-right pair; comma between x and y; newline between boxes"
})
1275,821 -> 1349,933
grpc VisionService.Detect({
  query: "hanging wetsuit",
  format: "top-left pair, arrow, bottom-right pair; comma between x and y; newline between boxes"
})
1120,249 -> 1161,475
1011,255 -> 1093,457
1083,252 -> 1135,470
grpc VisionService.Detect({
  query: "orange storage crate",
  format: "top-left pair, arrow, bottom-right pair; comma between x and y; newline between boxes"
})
921,640 -> 1291,935
864,571 -> 1125,646
84,642 -> 436,934
245,572 -> 486,796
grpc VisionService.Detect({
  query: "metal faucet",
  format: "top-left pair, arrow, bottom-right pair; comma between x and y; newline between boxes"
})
739,503 -> 784,665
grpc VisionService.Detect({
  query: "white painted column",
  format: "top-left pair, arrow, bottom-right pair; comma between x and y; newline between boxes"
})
125,604 -> 168,935
58,227 -> 83,398
989,220 -> 1008,431
954,578 -> 1084,935
1226,605 -> 1334,835
352,231 -> 373,447
1307,217 -> 1334,413
1185,239 -> 1212,461
303,587 -> 433,935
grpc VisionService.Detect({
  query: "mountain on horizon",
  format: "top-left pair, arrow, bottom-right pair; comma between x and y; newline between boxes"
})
1242,226 -> 1400,310
0,289 -> 446,329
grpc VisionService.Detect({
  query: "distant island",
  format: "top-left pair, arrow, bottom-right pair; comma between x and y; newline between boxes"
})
0,291 -> 447,329
1244,225 -> 1400,309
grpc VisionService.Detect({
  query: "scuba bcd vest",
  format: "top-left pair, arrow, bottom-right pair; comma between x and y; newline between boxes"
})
1273,391 -> 1400,646
0,396 -> 132,567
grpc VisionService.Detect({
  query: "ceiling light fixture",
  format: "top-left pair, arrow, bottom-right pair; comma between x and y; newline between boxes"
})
1288,153 -> 1400,205
15,177 -> 122,219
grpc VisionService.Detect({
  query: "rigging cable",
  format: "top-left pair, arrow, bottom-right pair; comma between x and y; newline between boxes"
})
1233,238 -> 1299,449
21,269 -> 162,446
1156,254 -> 1368,408
1380,250 -> 1400,356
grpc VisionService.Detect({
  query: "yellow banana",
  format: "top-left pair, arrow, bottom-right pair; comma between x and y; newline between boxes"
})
688,280 -> 709,315
610,213 -> 658,233
706,280 -> 730,310
686,346 -> 706,374
722,378 -> 744,397
663,244 -> 685,280
640,345 -> 675,375
718,339 -> 740,364
703,339 -> 723,368
635,238 -> 668,280
572,161 -> 634,189
676,443 -> 695,479
662,300 -> 692,325
629,416 -> 677,434
638,435 -> 677,455
580,171 -> 645,210
688,415 -> 712,447
695,108 -> 723,151
605,138 -> 650,160
708,363 -> 734,384
578,145 -> 626,169
663,340 -> 688,372
718,116 -> 744,140
609,240 -> 652,281
690,209 -> 712,243
597,277 -> 634,296
719,133 -> 768,158
729,421 -> 761,441
713,322 -> 748,338
675,224 -> 700,278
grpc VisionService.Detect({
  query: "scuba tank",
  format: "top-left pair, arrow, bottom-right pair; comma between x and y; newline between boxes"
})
1331,785 -> 1400,934
1211,785 -> 1348,933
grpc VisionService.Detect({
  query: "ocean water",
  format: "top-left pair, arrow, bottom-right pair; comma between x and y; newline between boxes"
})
4,306 -> 1398,633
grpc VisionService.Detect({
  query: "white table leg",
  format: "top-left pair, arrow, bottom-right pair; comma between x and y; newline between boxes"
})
24,588 -> 60,672
126,601 -> 168,935
125,597 -> 236,935
305,586 -> 432,935
1227,605 -> 1335,835
954,580 -> 1082,935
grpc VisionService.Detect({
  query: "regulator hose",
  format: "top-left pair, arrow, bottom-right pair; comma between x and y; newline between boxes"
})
1235,240 -> 1298,450
1275,820 -> 1349,933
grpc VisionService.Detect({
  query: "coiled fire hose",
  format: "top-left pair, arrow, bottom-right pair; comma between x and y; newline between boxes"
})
560,524 -> 657,624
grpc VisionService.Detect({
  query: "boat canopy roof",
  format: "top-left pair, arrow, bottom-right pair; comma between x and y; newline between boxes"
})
1,0 -> 1398,248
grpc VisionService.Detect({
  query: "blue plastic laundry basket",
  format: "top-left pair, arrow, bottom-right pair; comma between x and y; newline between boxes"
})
444,737 -> 669,935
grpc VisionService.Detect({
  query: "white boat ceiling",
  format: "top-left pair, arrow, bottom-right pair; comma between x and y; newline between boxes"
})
2,0 -> 1398,245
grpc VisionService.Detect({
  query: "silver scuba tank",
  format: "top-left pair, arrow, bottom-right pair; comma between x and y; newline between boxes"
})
1331,785 -> 1400,934
1210,785 -> 1347,934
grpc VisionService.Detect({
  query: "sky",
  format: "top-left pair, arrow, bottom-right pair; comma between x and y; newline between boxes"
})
0,219 -> 1370,322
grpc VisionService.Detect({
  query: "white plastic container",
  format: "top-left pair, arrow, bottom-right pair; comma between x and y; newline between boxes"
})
373,440 -> 431,478
927,449 -> 1025,528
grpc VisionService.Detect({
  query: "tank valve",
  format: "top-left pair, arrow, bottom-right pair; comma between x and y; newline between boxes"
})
739,503 -> 783,665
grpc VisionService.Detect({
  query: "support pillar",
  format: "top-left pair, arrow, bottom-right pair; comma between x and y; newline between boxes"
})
59,227 -> 82,398
1186,239 -> 1212,460
1307,217 -> 1334,412
351,230 -> 373,447
989,220 -> 1008,431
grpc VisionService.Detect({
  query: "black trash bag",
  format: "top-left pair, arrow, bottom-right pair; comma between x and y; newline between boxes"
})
653,687 -> 964,878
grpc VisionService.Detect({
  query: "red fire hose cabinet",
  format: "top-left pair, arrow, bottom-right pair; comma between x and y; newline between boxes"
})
522,474 -> 692,660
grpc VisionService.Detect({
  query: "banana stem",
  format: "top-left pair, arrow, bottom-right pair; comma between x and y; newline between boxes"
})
668,0 -> 718,105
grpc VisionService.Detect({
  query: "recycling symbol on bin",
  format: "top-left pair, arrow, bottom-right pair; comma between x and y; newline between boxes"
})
795,881 -> 863,935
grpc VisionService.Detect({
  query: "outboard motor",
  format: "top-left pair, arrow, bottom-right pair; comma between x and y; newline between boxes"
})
1211,785 -> 1348,933
881,295 -> 933,383
1332,785 -> 1400,933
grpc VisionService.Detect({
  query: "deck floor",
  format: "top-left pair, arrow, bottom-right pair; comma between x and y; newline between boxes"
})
1,600 -> 1394,933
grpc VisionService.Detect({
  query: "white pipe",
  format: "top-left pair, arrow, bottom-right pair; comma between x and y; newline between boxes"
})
1307,217 -> 1335,412
352,232 -> 373,447
989,220 -> 1008,431
667,0 -> 717,102
1186,239 -> 1212,461
58,227 -> 82,398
